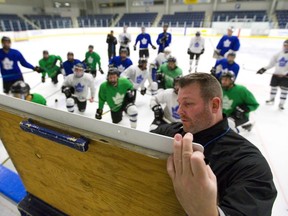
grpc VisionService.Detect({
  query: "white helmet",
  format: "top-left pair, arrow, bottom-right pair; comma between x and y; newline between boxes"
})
73,63 -> 84,78
164,47 -> 171,54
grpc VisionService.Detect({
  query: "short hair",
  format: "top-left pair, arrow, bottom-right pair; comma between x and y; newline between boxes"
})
179,73 -> 223,102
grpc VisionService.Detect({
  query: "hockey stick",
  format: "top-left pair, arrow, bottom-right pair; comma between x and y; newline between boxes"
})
102,103 -> 123,116
242,64 -> 285,76
137,89 -> 152,96
0,70 -> 36,79
30,81 -> 42,90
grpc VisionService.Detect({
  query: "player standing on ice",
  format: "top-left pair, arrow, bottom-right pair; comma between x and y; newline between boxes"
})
106,30 -> 117,60
39,50 -> 63,84
62,52 -> 83,76
210,52 -> 240,81
149,47 -> 171,82
150,76 -> 181,131
84,45 -> 103,78
156,23 -> 172,53
96,68 -> 138,129
10,81 -> 46,105
121,58 -> 158,97
109,48 -> 133,74
0,36 -> 39,94
257,39 -> 288,110
187,31 -> 205,73
221,71 -> 259,131
118,26 -> 131,56
133,26 -> 156,58
62,63 -> 95,113
157,56 -> 183,89
214,27 -> 240,59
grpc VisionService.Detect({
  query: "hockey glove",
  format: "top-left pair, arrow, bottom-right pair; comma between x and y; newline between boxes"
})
34,66 -> 43,73
140,88 -> 147,96
152,105 -> 164,121
200,48 -> 205,55
156,73 -> 165,89
95,109 -> 103,120
210,67 -> 216,76
125,90 -> 136,104
234,104 -> 250,120
41,76 -> 45,83
187,49 -> 192,55
152,45 -> 156,50
256,67 -> 266,74
62,86 -> 74,98
99,68 -> 104,74
133,46 -> 136,51
124,37 -> 129,44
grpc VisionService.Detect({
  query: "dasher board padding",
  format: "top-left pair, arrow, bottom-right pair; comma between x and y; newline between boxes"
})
0,94 -> 203,154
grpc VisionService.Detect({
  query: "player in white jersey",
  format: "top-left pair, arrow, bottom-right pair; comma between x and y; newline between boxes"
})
187,31 -> 205,73
118,25 -> 132,56
61,63 -> 95,113
149,76 -> 181,131
122,59 -> 158,97
257,39 -> 288,110
149,47 -> 171,82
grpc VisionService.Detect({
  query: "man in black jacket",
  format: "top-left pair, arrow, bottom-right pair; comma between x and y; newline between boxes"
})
106,30 -> 117,60
153,73 -> 277,216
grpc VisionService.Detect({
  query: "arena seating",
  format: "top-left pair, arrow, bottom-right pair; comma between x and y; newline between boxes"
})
0,14 -> 34,31
24,14 -> 72,29
158,12 -> 205,27
212,10 -> 268,22
276,10 -> 288,29
77,14 -> 117,27
116,13 -> 157,27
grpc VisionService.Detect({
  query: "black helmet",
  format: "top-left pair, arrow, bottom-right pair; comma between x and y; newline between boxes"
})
1,36 -> 11,43
227,52 -> 236,57
221,71 -> 235,82
10,81 -> 30,94
167,56 -> 177,63
120,48 -> 128,53
195,31 -> 201,37
107,67 -> 120,77
138,58 -> 147,66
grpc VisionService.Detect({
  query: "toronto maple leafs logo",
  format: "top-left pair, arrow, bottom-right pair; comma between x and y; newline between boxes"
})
88,56 -> 94,64
222,95 -> 233,110
117,65 -> 125,72
112,92 -> 125,105
141,38 -> 148,45
172,105 -> 180,119
223,39 -> 231,48
278,57 -> 288,67
136,75 -> 144,84
194,42 -> 200,48
74,83 -> 85,93
2,57 -> 13,70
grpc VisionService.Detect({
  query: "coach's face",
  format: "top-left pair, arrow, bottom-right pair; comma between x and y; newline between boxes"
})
177,83 -> 214,134
2,40 -> 11,50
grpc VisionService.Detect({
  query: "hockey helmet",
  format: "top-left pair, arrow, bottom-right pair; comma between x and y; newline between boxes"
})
73,63 -> 85,78
164,47 -> 171,55
221,71 -> 235,82
107,67 -> 120,77
120,48 -> 128,54
10,81 -> 30,99
167,56 -> 177,63
195,31 -> 201,37
173,76 -> 181,94
138,58 -> 147,67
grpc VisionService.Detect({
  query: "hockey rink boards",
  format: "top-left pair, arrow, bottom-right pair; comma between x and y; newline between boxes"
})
0,94 -> 189,215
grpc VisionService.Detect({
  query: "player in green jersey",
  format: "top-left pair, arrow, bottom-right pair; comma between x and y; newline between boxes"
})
10,81 -> 46,105
157,56 -> 182,89
221,71 -> 259,131
39,50 -> 62,84
95,68 -> 138,129
84,45 -> 103,78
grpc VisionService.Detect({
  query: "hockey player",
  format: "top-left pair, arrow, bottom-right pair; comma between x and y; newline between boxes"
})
150,47 -> 172,81
39,50 -> 63,84
109,48 -> 133,74
156,23 -> 172,53
187,31 -> 205,73
221,71 -> 259,131
61,63 -> 95,113
133,26 -> 156,58
214,27 -> 240,59
150,77 -> 181,131
62,52 -> 83,76
210,52 -> 240,81
96,68 -> 138,129
157,56 -> 183,89
106,30 -> 117,60
10,81 -> 46,105
0,36 -> 39,94
257,39 -> 288,110
121,59 -> 158,96
118,26 -> 131,56
84,45 -> 103,78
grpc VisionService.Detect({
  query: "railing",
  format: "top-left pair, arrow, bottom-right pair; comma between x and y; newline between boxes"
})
0,19 -> 32,31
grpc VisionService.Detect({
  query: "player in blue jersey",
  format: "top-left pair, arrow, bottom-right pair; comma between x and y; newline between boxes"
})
156,23 -> 172,54
214,27 -> 240,59
109,48 -> 133,74
62,52 -> 83,76
0,36 -> 39,94
133,26 -> 156,58
210,52 -> 240,81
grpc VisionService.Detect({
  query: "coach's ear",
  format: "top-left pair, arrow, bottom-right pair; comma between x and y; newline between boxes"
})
211,97 -> 221,114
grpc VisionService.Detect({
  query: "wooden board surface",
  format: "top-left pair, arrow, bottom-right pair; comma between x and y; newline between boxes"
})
0,108 -> 185,215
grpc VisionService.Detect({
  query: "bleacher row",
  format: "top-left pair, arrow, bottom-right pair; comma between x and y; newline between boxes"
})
0,10 -> 287,32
